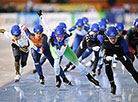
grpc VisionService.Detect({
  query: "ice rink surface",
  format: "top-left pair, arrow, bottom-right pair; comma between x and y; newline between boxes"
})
0,34 -> 138,102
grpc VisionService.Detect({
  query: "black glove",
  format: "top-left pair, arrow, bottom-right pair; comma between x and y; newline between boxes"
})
37,10 -> 42,16
65,32 -> 72,37
0,29 -> 5,33
11,43 -> 19,49
49,37 -> 55,46
126,52 -> 135,62
69,33 -> 72,37
122,30 -> 127,36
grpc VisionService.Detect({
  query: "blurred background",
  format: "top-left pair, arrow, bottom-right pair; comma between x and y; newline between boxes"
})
0,0 -> 138,31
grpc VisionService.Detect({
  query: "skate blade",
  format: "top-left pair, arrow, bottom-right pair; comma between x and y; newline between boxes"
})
15,79 -> 20,82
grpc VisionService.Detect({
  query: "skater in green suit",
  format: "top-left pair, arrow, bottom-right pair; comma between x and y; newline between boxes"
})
37,10 -> 99,88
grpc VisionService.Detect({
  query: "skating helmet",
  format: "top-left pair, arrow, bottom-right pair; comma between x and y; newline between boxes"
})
55,26 -> 66,37
106,26 -> 118,38
11,25 -> 21,36
98,21 -> 107,29
82,17 -> 89,24
59,22 -> 67,29
33,24 -> 43,32
76,19 -> 84,27
100,18 -> 109,24
133,18 -> 138,28
91,23 -> 100,32
115,22 -> 124,32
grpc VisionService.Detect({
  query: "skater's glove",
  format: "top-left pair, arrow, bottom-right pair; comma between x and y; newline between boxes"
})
37,10 -> 42,16
106,56 -> 113,61
92,46 -> 100,52
0,29 -> 5,33
69,33 -> 72,37
125,52 -> 134,62
50,37 -> 55,46
19,46 -> 28,52
115,55 -> 127,61
37,48 -> 43,54
11,43 -> 19,49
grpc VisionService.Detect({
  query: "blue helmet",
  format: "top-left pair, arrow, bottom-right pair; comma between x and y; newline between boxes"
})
33,24 -> 43,32
98,21 -> 107,29
106,26 -> 118,37
100,18 -> 109,24
133,18 -> 138,28
11,25 -> 21,36
82,17 -> 89,24
55,26 -> 66,35
59,22 -> 67,29
76,19 -> 84,27
91,23 -> 100,32
115,22 -> 124,32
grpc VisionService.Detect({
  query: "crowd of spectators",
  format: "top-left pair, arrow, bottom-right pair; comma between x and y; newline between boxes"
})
0,0 -> 138,13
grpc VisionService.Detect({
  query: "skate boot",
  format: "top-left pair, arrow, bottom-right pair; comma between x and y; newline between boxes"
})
63,64 -> 70,72
33,69 -> 37,74
14,74 -> 21,82
40,76 -> 45,85
111,83 -> 116,95
91,70 -> 96,76
86,73 -> 99,86
56,75 -> 61,88
63,77 -> 72,86
97,69 -> 101,75
85,60 -> 93,68
20,67 -> 24,75
68,65 -> 76,71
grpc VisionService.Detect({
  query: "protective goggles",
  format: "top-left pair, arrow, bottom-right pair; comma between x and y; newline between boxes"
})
108,35 -> 119,39
55,34 -> 65,38
35,32 -> 42,34
93,31 -> 99,34
12,35 -> 20,38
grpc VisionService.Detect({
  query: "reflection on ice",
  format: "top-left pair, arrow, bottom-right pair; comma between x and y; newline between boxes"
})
0,59 -> 138,102
14,84 -> 26,102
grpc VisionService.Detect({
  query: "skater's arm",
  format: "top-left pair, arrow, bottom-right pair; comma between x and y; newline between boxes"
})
21,25 -> 34,39
37,10 -> 52,37
0,29 -> 13,39
68,25 -> 76,32
121,38 -> 130,54
97,35 -> 104,44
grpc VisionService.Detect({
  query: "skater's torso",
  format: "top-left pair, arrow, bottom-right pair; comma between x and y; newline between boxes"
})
29,34 -> 46,48
69,25 -> 89,36
85,32 -> 101,49
4,31 -> 29,52
99,35 -> 129,56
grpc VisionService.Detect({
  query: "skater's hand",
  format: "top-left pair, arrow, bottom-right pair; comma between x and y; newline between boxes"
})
11,43 -> 19,49
69,33 -> 72,37
19,46 -> 28,52
37,48 -> 43,54
92,46 -> 100,52
106,56 -> 113,61
0,29 -> 5,33
37,10 -> 42,16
